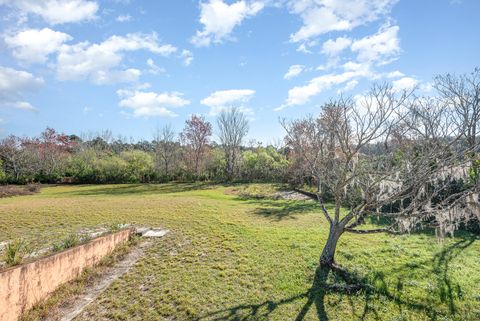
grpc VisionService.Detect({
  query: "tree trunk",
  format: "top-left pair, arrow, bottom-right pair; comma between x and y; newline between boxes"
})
319,224 -> 343,267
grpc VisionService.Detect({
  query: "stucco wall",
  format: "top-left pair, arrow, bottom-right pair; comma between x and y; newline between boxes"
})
0,228 -> 133,321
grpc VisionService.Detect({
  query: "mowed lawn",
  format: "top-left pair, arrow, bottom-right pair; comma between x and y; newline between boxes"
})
1,184 -> 480,320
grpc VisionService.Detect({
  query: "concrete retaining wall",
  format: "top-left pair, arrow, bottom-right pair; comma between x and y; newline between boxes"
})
0,228 -> 133,321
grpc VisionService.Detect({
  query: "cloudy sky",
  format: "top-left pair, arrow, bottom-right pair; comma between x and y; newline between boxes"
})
0,0 -> 479,143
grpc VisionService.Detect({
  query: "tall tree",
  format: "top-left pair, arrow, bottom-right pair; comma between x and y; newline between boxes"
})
154,124 -> 177,178
181,115 -> 212,177
284,84 -> 480,268
434,68 -> 480,151
217,107 -> 249,181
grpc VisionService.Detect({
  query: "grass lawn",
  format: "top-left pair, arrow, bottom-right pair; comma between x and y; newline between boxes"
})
1,183 -> 479,320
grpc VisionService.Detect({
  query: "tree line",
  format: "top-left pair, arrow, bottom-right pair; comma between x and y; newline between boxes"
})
0,109 -> 289,184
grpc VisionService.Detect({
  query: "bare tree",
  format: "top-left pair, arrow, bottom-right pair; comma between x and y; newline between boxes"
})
284,84 -> 479,268
154,124 -> 177,178
434,68 -> 480,152
181,115 -> 212,177
217,107 -> 249,181
0,136 -> 31,181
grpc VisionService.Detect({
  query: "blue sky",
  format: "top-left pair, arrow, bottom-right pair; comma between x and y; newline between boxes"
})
0,0 -> 479,143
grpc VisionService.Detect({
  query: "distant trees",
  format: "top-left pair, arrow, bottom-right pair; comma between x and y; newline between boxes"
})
180,115 -> 212,178
241,145 -> 289,181
24,128 -> 76,182
217,108 -> 249,181
0,125 -> 288,184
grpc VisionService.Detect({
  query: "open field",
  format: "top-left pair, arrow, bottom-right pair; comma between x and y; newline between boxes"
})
1,184 -> 479,320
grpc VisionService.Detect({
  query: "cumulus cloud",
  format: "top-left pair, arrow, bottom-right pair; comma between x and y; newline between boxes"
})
0,0 -> 99,24
278,67 -> 372,110
180,49 -> 194,66
191,0 -> 264,47
386,70 -> 405,78
117,89 -> 190,117
146,58 -> 166,75
201,89 -> 255,115
321,37 -> 352,56
279,23 -> 404,110
392,76 -> 418,92
56,33 -> 177,84
4,28 -> 72,64
351,25 -> 400,63
116,14 -> 132,22
0,66 -> 43,111
289,0 -> 398,44
284,65 -> 305,80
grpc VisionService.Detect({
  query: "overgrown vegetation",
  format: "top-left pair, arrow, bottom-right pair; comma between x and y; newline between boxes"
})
4,239 -> 27,266
1,184 -> 479,320
51,234 -> 81,252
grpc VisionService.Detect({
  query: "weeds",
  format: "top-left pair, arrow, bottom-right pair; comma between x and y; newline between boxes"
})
4,239 -> 26,266
52,234 -> 80,252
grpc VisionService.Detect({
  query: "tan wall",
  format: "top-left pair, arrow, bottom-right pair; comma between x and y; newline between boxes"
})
0,228 -> 133,321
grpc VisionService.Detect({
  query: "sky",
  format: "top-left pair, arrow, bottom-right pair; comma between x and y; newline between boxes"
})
0,0 -> 479,144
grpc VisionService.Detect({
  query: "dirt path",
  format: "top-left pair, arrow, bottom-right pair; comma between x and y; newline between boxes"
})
48,240 -> 152,321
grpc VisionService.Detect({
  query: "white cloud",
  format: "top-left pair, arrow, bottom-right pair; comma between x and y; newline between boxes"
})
91,68 -> 141,85
392,76 -> 418,92
278,67 -> 372,109
296,43 -> 313,54
13,101 -> 36,111
146,58 -> 166,75
289,0 -> 398,44
191,0 -> 264,47
0,66 -> 43,110
56,33 -> 177,84
386,70 -> 404,78
1,0 -> 99,24
351,25 -> 400,63
180,49 -> 194,66
321,37 -> 352,56
117,89 -> 190,117
4,28 -> 72,64
116,14 -> 132,22
339,79 -> 358,93
284,65 -> 305,80
201,89 -> 255,115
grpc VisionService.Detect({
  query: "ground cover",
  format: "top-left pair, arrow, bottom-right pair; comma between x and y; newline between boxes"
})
0,183 -> 479,320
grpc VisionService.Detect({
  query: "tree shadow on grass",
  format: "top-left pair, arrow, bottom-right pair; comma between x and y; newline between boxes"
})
195,235 -> 476,321
384,236 -> 476,316
252,200 -> 320,221
54,182 -> 214,196
234,195 -> 322,221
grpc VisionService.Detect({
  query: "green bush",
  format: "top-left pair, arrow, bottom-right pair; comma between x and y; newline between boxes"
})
120,150 -> 154,183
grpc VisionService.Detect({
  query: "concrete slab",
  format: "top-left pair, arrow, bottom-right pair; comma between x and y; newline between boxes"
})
142,229 -> 169,238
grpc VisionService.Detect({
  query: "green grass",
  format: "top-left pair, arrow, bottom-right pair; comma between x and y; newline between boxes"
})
1,183 -> 479,320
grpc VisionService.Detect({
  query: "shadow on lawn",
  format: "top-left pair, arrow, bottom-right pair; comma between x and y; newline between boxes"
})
252,200 -> 319,221
235,194 -> 321,221
195,235 -> 476,321
55,182 -> 213,196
